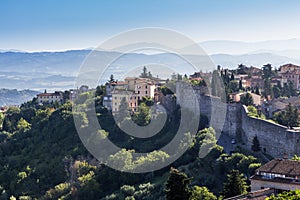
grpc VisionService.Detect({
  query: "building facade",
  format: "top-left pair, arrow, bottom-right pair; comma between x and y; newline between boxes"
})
251,159 -> 300,193
279,64 -> 300,90
109,77 -> 159,113
37,91 -> 63,104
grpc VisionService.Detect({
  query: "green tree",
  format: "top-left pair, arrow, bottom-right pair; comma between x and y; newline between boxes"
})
237,64 -> 247,74
274,103 -> 300,128
286,103 -> 299,128
272,86 -> 281,98
160,86 -> 174,95
6,106 -> 21,115
263,79 -> 272,98
34,108 -> 52,124
139,96 -> 154,106
17,118 -> 31,131
282,81 -> 296,97
230,73 -> 235,81
2,107 -> 21,132
262,64 -> 273,80
267,190 -> 300,199
255,86 -> 260,95
0,112 -> 4,128
107,149 -> 134,171
212,70 -> 227,102
132,103 -> 151,126
240,93 -> 253,106
251,136 -> 261,152
140,66 -> 152,78
189,186 -> 217,200
165,168 -> 191,200
239,79 -> 243,90
228,81 -> 239,93
109,74 -> 115,83
222,170 -> 248,198
291,155 -> 300,161
95,85 -> 105,97
120,185 -> 135,197
288,80 -> 296,97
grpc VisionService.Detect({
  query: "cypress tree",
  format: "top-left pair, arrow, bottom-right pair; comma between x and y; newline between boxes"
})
223,170 -> 248,198
239,79 -> 243,90
251,136 -> 261,152
165,168 -> 191,200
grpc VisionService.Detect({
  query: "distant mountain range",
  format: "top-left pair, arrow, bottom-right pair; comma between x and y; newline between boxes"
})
0,89 -> 39,106
0,39 -> 300,91
199,39 -> 300,57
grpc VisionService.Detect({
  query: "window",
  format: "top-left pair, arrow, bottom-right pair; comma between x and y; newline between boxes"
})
145,85 -> 148,89
145,91 -> 148,94
138,91 -> 140,94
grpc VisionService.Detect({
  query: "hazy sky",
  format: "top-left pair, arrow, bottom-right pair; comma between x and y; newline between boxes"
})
1,0 -> 300,51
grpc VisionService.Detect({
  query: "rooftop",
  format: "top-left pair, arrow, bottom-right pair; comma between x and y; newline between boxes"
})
224,188 -> 274,200
37,92 -> 62,97
256,158 -> 300,176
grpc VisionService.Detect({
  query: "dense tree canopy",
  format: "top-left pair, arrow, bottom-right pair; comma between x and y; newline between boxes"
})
273,103 -> 299,128
0,85 -> 264,199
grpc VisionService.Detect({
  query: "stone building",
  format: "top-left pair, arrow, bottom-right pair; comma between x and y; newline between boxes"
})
103,81 -> 127,111
251,158 -> 300,193
279,64 -> 300,90
111,90 -> 139,112
37,91 -> 63,104
109,77 -> 158,113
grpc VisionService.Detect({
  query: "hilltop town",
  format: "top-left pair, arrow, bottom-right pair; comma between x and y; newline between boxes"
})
2,63 -> 300,199
32,63 -> 300,130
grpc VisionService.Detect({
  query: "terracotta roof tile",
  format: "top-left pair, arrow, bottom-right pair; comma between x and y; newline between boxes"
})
256,159 -> 300,176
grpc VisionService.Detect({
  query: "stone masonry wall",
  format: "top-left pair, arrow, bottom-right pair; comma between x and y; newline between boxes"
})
240,105 -> 300,158
175,81 -> 300,158
251,179 -> 300,192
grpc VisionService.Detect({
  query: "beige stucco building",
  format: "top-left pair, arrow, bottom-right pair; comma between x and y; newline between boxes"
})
37,91 -> 63,104
279,64 -> 300,90
251,158 -> 300,194
111,78 -> 157,112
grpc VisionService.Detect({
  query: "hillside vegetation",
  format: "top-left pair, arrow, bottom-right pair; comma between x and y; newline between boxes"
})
0,89 -> 263,199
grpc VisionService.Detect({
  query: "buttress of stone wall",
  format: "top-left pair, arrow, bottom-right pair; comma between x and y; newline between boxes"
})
175,81 -> 227,134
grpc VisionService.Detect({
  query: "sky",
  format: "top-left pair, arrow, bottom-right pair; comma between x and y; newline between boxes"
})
1,0 -> 300,52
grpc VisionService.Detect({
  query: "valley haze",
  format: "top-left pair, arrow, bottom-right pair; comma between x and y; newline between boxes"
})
1,39 -> 300,92
1,39 -> 300,106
